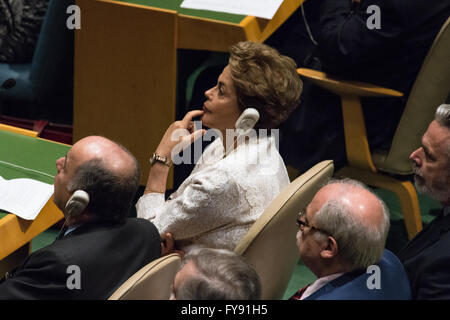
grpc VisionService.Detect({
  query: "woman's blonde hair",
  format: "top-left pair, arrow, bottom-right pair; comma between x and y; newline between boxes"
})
228,41 -> 303,129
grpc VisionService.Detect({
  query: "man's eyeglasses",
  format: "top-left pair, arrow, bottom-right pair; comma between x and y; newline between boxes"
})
296,209 -> 332,236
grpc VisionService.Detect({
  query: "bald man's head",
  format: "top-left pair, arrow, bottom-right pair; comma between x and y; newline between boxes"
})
70,136 -> 137,177
314,180 -> 387,230
303,179 -> 390,271
54,136 -> 140,224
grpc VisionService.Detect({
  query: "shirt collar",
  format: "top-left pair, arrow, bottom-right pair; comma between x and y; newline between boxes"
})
301,272 -> 344,300
64,224 -> 81,236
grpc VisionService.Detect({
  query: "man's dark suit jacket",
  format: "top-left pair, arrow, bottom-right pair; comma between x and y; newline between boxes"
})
304,249 -> 411,300
398,208 -> 450,300
0,218 -> 161,299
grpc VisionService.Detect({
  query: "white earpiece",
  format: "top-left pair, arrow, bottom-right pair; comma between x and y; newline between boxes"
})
65,190 -> 90,218
235,108 -> 260,136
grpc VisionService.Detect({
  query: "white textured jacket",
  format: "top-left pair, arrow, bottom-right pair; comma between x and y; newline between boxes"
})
136,134 -> 289,253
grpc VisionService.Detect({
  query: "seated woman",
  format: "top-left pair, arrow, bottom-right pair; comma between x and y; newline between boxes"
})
137,41 -> 303,253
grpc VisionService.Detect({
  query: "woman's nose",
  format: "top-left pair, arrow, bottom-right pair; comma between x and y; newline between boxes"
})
204,87 -> 213,99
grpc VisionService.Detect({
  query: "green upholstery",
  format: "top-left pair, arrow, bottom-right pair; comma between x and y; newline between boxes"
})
373,17 -> 450,175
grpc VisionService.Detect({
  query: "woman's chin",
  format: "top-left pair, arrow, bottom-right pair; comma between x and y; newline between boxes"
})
200,115 -> 211,128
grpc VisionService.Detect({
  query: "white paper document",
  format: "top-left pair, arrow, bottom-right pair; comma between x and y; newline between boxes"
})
180,0 -> 284,19
0,175 -> 54,220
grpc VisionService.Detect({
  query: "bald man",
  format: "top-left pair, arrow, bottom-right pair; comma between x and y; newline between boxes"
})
0,136 -> 161,299
290,179 -> 411,300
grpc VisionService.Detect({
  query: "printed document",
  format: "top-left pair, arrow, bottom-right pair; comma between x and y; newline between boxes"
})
180,0 -> 283,19
0,175 -> 54,220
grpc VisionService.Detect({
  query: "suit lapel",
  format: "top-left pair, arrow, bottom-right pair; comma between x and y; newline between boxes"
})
398,209 -> 450,262
305,271 -> 363,300
305,282 -> 334,300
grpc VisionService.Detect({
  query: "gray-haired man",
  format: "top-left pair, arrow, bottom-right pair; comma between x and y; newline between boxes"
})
291,179 -> 411,300
398,104 -> 450,300
171,248 -> 261,300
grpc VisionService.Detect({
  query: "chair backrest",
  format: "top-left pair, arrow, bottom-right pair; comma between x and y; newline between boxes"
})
234,160 -> 334,300
108,253 -> 181,300
30,0 -> 74,102
381,17 -> 450,174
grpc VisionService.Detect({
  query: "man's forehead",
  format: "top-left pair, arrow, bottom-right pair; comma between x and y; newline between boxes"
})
424,121 -> 450,155
310,182 -> 381,220
69,136 -> 133,173
308,187 -> 331,216
70,136 -> 117,160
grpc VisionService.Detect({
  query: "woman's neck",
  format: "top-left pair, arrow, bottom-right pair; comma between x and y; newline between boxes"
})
221,130 -> 237,157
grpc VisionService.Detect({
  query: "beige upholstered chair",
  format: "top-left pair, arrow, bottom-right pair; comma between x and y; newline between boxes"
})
234,160 -> 334,300
108,253 -> 181,300
297,17 -> 450,240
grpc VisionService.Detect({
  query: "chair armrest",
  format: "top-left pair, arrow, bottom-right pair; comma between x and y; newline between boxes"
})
297,68 -> 402,172
297,68 -> 403,98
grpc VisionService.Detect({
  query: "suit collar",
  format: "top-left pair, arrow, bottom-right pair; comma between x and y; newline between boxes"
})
305,269 -> 364,300
55,220 -> 122,241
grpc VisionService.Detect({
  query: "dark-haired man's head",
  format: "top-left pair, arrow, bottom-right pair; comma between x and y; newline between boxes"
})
53,136 -> 140,225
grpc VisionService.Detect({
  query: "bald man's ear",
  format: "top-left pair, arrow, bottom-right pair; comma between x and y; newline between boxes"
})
320,236 -> 338,260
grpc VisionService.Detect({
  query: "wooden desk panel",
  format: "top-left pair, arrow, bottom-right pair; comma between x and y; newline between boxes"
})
73,0 -> 304,187
74,0 -> 177,186
178,0 -> 305,51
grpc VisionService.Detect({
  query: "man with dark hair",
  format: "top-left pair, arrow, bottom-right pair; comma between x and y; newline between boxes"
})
0,136 -> 161,299
171,248 -> 261,300
398,104 -> 450,300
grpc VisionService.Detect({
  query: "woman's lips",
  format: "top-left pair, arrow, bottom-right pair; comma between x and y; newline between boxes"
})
203,105 -> 210,113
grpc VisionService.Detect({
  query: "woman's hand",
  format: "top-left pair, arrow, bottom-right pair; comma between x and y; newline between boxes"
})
160,233 -> 185,258
144,110 -> 205,195
155,110 -> 206,163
